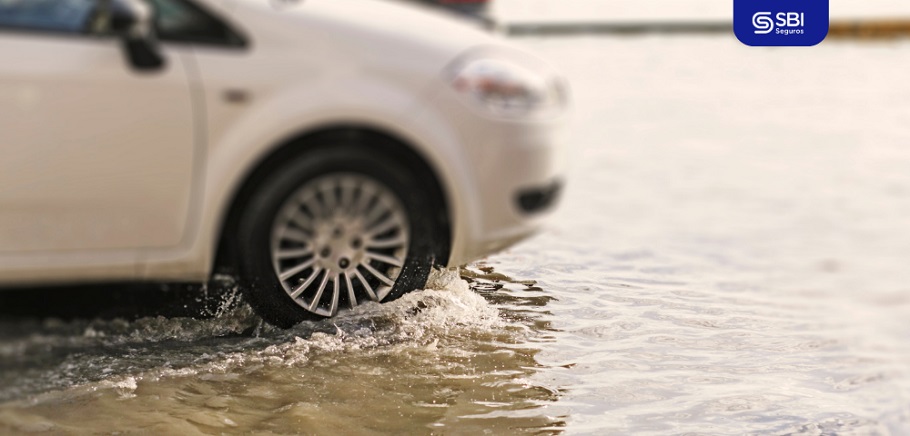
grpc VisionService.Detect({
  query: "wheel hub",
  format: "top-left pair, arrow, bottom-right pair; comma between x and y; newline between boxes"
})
312,216 -> 367,275
269,174 -> 410,317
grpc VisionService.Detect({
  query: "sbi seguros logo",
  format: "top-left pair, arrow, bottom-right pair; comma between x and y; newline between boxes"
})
734,0 -> 829,46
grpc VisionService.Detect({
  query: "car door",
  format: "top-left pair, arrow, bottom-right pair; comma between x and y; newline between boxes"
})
0,0 -> 198,258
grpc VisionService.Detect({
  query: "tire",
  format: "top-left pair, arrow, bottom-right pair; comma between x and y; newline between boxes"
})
236,139 -> 440,328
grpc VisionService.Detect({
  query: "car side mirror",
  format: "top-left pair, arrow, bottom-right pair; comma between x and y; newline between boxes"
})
108,0 -> 165,71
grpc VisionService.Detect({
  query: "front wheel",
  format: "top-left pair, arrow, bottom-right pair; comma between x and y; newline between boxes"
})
236,143 -> 440,328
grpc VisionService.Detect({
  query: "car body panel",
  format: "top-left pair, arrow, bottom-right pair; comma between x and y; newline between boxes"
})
0,33 -> 198,283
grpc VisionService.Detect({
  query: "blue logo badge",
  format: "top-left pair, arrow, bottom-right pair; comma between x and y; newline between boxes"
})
734,0 -> 829,46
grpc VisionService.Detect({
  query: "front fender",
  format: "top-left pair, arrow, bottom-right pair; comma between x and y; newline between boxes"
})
141,75 -> 477,278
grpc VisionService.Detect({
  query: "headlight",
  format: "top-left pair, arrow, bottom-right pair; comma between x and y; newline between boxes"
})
449,58 -> 566,118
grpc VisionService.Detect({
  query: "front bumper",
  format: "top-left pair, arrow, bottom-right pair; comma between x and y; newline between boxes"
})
517,179 -> 564,215
414,47 -> 570,266
455,118 -> 567,263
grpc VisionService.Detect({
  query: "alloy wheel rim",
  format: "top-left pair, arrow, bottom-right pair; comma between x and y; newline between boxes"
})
270,173 -> 410,317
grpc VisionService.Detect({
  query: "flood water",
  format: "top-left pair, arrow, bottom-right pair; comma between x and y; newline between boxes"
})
2,37 -> 910,434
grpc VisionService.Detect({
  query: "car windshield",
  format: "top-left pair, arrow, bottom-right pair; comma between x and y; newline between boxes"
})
0,0 -> 95,33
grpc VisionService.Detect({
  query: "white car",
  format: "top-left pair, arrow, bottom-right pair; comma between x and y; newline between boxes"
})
0,0 -> 567,327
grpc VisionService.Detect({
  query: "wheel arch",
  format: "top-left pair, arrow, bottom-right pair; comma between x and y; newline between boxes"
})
213,125 -> 453,275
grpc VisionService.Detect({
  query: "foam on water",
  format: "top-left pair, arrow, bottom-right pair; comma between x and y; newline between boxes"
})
0,269 -> 560,434
0,269 -> 509,406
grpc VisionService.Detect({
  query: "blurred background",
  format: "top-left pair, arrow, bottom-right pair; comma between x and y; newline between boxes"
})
494,0 -> 910,23
482,1 -> 910,433
2,1 -> 909,434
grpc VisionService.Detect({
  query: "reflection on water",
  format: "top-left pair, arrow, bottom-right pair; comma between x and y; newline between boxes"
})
0,270 -> 566,434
